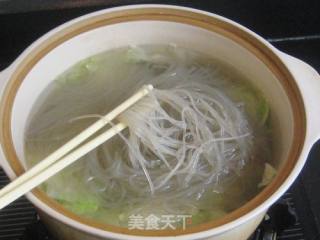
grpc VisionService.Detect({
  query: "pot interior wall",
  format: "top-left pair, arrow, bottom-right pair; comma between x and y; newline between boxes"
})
11,20 -> 293,171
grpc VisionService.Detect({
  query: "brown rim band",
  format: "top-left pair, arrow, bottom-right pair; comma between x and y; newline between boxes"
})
0,7 -> 306,236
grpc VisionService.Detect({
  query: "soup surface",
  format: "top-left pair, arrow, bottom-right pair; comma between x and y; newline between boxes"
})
25,45 -> 275,230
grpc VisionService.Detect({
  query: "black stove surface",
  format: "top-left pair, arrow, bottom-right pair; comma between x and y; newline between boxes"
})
0,1 -> 319,239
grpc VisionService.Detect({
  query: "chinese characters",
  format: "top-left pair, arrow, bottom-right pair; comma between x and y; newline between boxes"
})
128,214 -> 192,230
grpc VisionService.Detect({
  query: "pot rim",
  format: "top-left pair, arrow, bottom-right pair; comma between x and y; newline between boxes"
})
0,4 -> 309,239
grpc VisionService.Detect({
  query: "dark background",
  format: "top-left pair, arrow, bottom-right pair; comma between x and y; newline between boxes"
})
0,0 -> 319,69
0,1 -> 319,239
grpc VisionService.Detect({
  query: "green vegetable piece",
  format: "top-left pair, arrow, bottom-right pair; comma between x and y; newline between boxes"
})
59,199 -> 99,215
191,210 -> 211,225
191,209 -> 226,225
126,47 -> 148,63
55,57 -> 100,86
258,163 -> 277,188
256,98 -> 270,125
230,85 -> 269,125
70,200 -> 98,215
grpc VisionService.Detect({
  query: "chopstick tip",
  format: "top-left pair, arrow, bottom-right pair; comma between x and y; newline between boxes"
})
144,84 -> 154,92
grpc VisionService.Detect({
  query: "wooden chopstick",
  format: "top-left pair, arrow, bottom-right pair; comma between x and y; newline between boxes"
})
0,85 -> 153,209
0,122 -> 126,209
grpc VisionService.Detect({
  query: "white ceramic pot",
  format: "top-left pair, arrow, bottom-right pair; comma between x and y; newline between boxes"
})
0,4 -> 319,240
